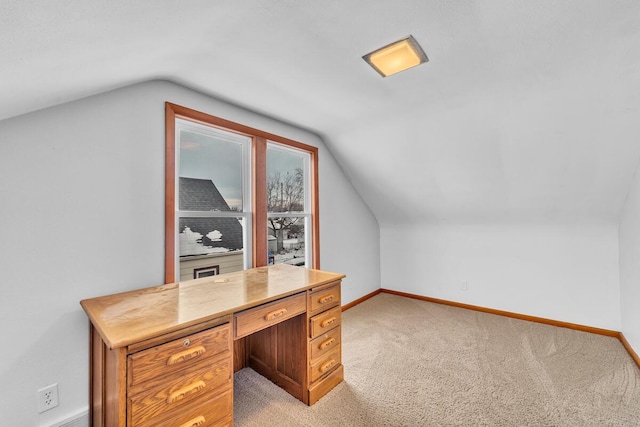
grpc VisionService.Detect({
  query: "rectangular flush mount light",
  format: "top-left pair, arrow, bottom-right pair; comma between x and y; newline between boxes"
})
363,35 -> 428,77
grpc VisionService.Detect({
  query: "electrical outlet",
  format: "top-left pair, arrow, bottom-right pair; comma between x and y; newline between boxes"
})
460,281 -> 468,291
37,383 -> 59,413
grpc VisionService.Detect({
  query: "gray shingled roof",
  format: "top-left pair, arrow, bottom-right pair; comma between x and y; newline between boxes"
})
179,177 -> 243,253
179,177 -> 231,211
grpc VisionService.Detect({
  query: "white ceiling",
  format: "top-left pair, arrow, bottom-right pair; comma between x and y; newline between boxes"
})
2,0 -> 640,225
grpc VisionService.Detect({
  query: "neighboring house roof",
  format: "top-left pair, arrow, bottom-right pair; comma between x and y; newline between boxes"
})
179,177 -> 243,255
179,177 -> 231,211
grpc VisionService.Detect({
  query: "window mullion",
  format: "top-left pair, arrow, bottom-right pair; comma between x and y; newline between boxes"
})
252,136 -> 268,267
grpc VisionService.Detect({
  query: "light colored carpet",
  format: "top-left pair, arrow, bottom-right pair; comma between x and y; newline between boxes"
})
233,293 -> 640,426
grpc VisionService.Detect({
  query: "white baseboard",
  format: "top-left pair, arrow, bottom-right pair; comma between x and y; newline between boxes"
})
50,409 -> 88,427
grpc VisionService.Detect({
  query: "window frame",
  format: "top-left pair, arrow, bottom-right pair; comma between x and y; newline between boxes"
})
174,118 -> 253,281
193,265 -> 220,279
266,141 -> 313,268
165,102 -> 320,284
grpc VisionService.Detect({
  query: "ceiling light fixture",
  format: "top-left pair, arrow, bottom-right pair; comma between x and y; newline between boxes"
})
363,35 -> 428,77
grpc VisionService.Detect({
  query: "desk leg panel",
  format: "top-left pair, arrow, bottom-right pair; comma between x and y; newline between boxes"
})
308,364 -> 343,405
90,325 -> 127,427
233,337 -> 249,372
247,314 -> 306,402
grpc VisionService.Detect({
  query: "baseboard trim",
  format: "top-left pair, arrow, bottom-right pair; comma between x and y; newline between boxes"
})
380,289 -> 619,336
618,332 -> 640,368
372,289 -> 639,369
342,289 -> 382,311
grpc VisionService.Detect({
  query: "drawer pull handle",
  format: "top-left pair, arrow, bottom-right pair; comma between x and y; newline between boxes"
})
167,380 -> 206,404
264,308 -> 288,321
320,316 -> 337,328
320,359 -> 336,373
319,337 -> 335,350
319,294 -> 334,304
167,346 -> 206,365
179,415 -> 206,427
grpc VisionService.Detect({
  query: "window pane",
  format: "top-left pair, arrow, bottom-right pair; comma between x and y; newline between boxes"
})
267,217 -> 306,267
178,216 -> 245,280
179,127 -> 246,212
267,145 -> 308,213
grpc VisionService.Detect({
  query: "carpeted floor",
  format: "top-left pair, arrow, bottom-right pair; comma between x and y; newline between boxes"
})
233,293 -> 640,426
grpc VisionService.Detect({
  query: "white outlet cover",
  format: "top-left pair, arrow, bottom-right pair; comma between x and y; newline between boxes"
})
37,383 -> 59,413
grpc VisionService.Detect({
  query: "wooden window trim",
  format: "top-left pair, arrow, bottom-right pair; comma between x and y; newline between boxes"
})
165,102 -> 320,284
252,136 -> 268,267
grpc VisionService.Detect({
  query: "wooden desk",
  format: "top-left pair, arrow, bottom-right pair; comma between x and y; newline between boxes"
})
81,264 -> 345,426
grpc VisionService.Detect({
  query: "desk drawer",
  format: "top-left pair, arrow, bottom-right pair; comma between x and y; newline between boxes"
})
309,283 -> 340,314
129,324 -> 230,387
310,306 -> 341,339
234,292 -> 306,339
309,348 -> 341,383
129,356 -> 231,426
310,326 -> 341,362
132,383 -> 232,427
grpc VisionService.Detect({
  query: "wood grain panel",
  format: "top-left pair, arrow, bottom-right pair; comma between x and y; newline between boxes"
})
247,326 -> 276,370
135,384 -> 232,427
308,364 -> 344,405
233,338 -> 248,372
104,346 -> 127,427
127,316 -> 230,354
89,325 -> 102,426
253,136 -> 267,267
234,292 -> 306,339
309,306 -> 341,338
309,347 -> 341,383
276,314 -> 306,384
164,103 -> 177,284
128,325 -> 230,387
309,326 -> 341,363
309,284 -> 341,314
129,357 -> 231,425
247,315 -> 306,403
81,264 -> 344,349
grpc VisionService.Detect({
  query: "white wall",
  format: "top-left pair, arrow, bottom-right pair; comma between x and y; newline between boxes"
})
0,80 -> 380,426
619,163 -> 640,355
381,222 -> 621,330
318,144 -> 380,301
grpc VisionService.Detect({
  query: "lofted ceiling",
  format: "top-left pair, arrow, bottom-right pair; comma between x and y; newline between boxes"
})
2,0 -> 640,225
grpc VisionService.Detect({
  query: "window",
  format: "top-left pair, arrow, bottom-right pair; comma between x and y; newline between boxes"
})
267,142 -> 312,267
174,119 -> 251,281
193,265 -> 220,279
165,103 -> 319,283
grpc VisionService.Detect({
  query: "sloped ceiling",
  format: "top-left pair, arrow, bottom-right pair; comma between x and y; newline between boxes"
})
2,0 -> 640,225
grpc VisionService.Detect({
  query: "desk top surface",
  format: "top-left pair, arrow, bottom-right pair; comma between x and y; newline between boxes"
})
81,264 -> 345,349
